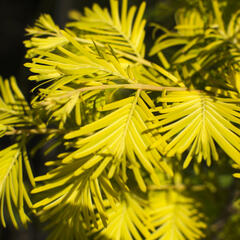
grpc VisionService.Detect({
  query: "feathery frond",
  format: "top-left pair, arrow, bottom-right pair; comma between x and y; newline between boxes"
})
149,190 -> 206,240
150,1 -> 240,91
0,76 -> 34,136
24,0 -> 147,64
67,0 -> 147,61
0,142 -> 35,228
40,208 -> 89,240
24,14 -> 67,58
151,91 -> 240,168
64,91 -> 172,188
92,192 -> 153,240
0,76 -> 36,228
32,169 -> 118,228
31,90 -> 172,230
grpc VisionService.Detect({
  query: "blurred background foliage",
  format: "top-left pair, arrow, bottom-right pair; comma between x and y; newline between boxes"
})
1,0 -> 240,239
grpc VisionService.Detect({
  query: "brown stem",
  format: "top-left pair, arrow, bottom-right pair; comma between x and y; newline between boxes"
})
50,83 -> 191,100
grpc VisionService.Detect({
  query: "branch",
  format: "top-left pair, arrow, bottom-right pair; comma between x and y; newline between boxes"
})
48,84 -> 190,100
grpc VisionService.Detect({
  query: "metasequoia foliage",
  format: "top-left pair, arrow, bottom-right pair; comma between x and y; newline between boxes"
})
1,0 -> 240,239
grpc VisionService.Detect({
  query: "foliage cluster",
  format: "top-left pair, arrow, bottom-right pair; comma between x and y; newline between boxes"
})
1,0 -> 240,239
